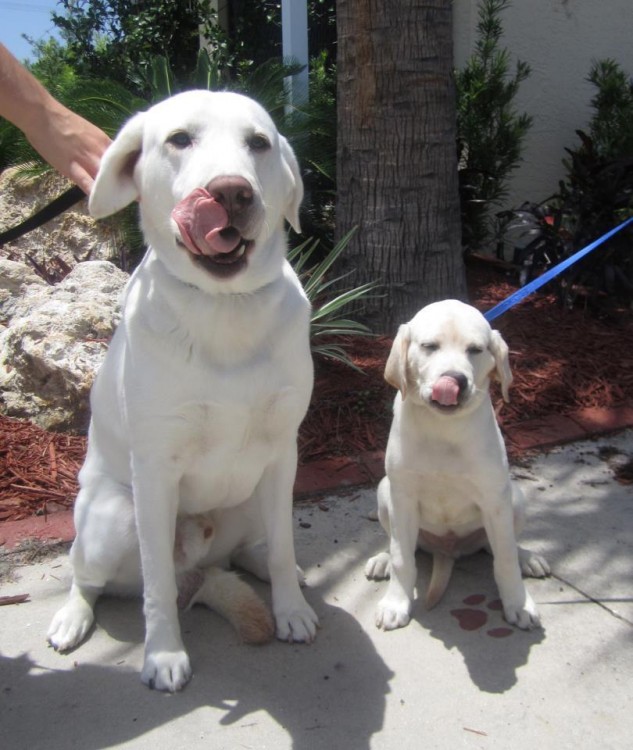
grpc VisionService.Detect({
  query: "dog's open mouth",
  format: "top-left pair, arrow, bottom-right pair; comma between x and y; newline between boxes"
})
172,188 -> 253,279
176,234 -> 254,278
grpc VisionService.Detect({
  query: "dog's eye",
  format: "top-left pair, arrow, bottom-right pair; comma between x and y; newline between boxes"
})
167,131 -> 193,149
467,345 -> 483,355
247,133 -> 271,152
421,342 -> 439,353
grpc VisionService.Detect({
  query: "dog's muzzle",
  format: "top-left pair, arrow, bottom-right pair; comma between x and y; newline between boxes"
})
430,370 -> 468,410
172,180 -> 255,279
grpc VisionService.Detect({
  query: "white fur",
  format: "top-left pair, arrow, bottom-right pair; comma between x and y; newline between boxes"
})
365,299 -> 550,631
47,91 -> 318,691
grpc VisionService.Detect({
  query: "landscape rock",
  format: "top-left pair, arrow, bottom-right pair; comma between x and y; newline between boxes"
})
0,258 -> 48,324
0,168 -> 118,272
0,261 -> 129,432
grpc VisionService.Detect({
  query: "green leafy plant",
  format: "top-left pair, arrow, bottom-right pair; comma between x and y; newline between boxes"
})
553,60 -> 633,306
585,58 -> 633,160
51,0 -> 216,98
455,0 -> 533,252
288,228 -> 379,369
496,58 -> 633,309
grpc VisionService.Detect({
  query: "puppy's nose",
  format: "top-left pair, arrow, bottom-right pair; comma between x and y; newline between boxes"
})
441,370 -> 468,394
206,176 -> 253,220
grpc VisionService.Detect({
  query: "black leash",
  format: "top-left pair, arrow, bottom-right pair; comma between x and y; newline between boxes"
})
0,184 -> 86,248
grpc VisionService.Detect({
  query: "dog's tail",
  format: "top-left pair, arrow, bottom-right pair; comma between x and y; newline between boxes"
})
178,566 -> 274,644
425,553 -> 455,609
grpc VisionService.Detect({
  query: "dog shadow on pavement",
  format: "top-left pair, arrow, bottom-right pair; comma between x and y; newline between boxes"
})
411,550 -> 546,694
0,591 -> 392,750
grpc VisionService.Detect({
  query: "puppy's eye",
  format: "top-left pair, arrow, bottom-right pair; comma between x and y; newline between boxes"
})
247,133 -> 271,152
467,345 -> 483,355
166,131 -> 193,149
421,342 -> 439,353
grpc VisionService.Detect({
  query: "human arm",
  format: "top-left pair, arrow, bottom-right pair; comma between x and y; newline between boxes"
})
0,43 -> 111,194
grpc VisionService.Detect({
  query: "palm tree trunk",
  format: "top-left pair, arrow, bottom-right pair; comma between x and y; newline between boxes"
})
336,0 -> 467,333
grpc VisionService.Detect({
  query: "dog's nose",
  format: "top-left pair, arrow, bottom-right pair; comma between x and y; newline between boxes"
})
206,176 -> 253,220
441,370 -> 468,394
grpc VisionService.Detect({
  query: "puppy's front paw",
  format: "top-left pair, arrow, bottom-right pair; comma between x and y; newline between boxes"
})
503,591 -> 541,630
375,595 -> 412,631
47,601 -> 94,652
365,552 -> 391,580
275,602 -> 319,643
141,648 -> 192,692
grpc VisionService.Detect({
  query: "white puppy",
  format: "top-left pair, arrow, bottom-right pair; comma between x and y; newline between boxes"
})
365,299 -> 549,631
47,90 -> 318,691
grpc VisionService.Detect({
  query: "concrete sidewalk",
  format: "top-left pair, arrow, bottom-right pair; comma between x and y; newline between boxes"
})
1,430 -> 632,750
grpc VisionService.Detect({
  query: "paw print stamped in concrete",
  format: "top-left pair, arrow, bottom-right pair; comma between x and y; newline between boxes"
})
450,594 -> 514,638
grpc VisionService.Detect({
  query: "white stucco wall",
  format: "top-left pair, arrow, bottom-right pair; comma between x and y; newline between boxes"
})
453,0 -> 633,209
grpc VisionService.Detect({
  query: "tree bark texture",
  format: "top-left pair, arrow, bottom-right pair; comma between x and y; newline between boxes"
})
336,0 -> 467,333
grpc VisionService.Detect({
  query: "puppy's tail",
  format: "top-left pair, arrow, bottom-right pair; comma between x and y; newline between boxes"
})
425,554 -> 455,609
179,566 -> 274,645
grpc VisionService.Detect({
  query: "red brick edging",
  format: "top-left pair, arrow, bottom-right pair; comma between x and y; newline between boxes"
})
2,404 -> 632,550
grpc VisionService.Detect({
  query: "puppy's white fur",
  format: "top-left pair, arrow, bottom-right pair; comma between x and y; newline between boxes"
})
47,91 -> 317,691
366,299 -> 549,631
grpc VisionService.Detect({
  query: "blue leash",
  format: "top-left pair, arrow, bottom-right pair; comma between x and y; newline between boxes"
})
483,216 -> 633,322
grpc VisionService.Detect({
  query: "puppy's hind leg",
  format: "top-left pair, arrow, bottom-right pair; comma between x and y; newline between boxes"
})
183,567 -> 274,644
511,484 -> 551,579
365,477 -> 393,580
518,547 -> 550,578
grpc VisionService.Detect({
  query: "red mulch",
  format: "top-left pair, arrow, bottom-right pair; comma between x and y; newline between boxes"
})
0,418 -> 86,522
2,259 -> 633,522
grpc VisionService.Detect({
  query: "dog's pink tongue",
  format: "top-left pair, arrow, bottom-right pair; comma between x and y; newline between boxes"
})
432,375 -> 460,406
172,188 -> 239,255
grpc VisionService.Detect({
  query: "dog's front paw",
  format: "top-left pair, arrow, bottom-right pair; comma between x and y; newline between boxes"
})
47,600 -> 94,652
141,648 -> 192,692
519,548 -> 551,579
365,552 -> 391,580
375,595 -> 412,631
275,602 -> 319,643
503,591 -> 541,630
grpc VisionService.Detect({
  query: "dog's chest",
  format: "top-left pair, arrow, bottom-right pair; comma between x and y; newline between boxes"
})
414,471 -> 484,530
392,442 -> 494,533
171,387 -> 300,513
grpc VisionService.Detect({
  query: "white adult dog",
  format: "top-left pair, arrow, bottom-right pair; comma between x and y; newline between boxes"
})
365,299 -> 550,631
47,90 -> 318,691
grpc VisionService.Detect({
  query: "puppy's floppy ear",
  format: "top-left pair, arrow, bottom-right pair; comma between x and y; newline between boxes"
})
489,329 -> 513,402
279,135 -> 304,234
384,324 -> 411,399
88,110 -> 146,219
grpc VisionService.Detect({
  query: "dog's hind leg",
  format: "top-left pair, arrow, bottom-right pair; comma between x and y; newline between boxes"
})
47,580 -> 101,653
511,484 -> 550,578
365,477 -> 394,580
365,552 -> 391,580
425,553 -> 455,609
47,477 -> 137,652
232,541 -> 271,581
183,567 -> 274,644
518,546 -> 550,578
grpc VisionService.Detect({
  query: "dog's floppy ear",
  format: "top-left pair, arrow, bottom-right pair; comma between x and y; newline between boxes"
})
89,110 -> 146,219
384,323 -> 411,399
279,135 -> 304,234
489,329 -> 513,402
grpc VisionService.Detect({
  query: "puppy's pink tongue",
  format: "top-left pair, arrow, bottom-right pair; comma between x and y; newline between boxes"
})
172,188 -> 240,255
432,375 -> 460,406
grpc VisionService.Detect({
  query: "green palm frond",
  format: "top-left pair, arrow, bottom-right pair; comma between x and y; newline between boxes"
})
289,228 -> 381,370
